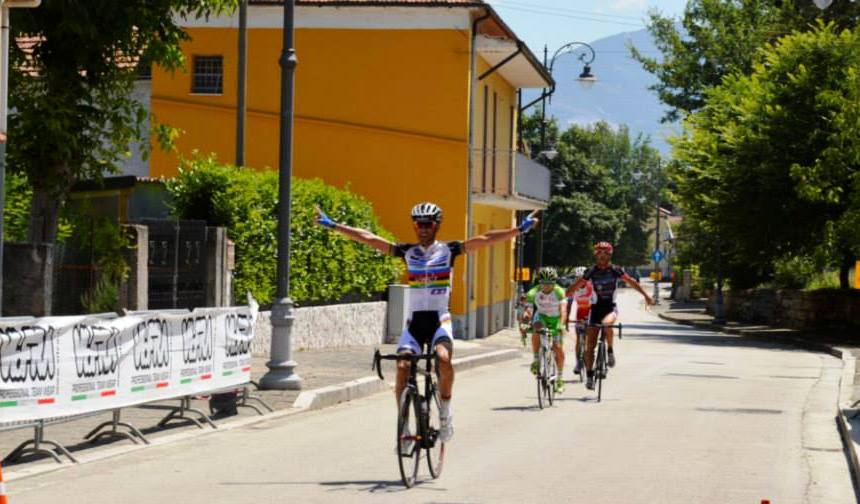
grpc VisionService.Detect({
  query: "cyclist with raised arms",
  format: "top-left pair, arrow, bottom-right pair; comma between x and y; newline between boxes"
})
567,242 -> 653,390
522,267 -> 568,394
316,202 -> 538,443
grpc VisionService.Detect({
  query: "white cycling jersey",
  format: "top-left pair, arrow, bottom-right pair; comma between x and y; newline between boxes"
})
393,240 -> 464,317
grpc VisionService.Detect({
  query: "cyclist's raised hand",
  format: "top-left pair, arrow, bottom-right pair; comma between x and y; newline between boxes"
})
518,209 -> 540,233
315,205 -> 337,229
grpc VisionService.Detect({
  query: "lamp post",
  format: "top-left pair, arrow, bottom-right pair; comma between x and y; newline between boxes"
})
713,233 -> 726,325
260,0 -> 302,390
653,161 -> 662,305
633,160 -> 663,305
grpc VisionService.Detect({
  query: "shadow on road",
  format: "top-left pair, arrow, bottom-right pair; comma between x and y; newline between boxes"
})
619,323 -> 809,353
491,405 -> 540,412
222,479 -> 423,494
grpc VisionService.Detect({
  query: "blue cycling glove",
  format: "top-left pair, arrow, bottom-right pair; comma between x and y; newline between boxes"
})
518,214 -> 537,233
316,208 -> 337,229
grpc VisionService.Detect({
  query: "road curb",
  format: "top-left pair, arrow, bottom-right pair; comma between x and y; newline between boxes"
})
658,311 -> 860,488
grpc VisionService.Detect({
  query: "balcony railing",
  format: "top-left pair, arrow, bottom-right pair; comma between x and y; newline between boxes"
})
470,150 -> 550,208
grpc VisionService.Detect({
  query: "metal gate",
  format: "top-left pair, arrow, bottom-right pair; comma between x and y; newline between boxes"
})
142,219 -> 208,310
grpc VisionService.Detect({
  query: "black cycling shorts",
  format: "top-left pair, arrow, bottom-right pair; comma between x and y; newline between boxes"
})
589,302 -> 618,325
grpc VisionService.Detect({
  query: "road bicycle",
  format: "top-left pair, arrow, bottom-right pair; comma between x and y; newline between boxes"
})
533,321 -> 558,410
590,322 -> 622,402
573,319 -> 588,383
372,348 -> 444,488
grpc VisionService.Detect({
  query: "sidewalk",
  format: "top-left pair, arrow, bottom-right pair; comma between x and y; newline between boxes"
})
0,328 -> 525,477
652,292 -> 860,491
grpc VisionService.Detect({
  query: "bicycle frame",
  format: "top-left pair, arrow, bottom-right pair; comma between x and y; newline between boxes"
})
373,349 -> 438,448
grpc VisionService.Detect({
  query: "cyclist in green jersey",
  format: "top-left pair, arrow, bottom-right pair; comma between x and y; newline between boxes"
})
522,267 -> 568,394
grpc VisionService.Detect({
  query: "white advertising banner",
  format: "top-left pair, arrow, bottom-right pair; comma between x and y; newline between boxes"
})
0,305 -> 257,424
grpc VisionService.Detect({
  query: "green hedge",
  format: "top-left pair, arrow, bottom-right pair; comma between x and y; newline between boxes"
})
166,154 -> 402,305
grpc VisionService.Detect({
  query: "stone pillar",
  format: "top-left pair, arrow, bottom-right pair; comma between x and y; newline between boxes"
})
120,224 -> 148,311
386,284 -> 409,344
3,242 -> 53,316
206,226 -> 229,307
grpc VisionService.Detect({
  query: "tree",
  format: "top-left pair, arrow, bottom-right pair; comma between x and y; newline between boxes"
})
631,0 -> 860,123
673,22 -> 860,288
520,113 -> 664,268
8,0 -> 237,244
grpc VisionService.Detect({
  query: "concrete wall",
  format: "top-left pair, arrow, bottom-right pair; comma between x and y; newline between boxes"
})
722,288 -> 860,331
252,301 -> 387,356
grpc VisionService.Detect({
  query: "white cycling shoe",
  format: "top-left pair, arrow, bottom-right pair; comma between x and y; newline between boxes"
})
439,415 -> 454,443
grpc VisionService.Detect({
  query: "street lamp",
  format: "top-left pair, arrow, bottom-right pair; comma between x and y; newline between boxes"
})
260,0 -> 302,390
540,41 -> 597,151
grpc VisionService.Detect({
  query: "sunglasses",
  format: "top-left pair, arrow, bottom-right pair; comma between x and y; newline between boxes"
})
415,221 -> 437,229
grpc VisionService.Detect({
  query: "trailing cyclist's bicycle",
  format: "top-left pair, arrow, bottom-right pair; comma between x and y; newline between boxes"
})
533,321 -> 558,409
574,320 -> 588,383
589,322 -> 622,402
372,348 -> 444,488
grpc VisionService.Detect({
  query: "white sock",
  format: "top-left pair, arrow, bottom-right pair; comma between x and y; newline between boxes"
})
440,399 -> 451,419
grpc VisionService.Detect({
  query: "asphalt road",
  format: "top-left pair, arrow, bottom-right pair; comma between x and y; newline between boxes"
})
9,287 -> 856,503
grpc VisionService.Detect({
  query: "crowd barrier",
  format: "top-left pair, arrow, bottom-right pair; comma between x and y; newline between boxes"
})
0,303 -> 270,464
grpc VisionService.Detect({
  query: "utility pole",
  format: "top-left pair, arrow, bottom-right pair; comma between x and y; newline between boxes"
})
235,0 -> 247,167
652,161 -> 662,305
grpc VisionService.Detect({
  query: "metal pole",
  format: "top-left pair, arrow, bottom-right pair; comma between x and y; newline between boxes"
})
260,0 -> 301,390
652,164 -> 661,305
539,45 -> 548,153
235,0 -> 247,167
0,4 -> 9,314
713,235 -> 726,324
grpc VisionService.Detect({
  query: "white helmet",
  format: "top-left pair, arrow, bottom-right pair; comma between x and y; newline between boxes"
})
574,266 -> 587,278
411,202 -> 443,222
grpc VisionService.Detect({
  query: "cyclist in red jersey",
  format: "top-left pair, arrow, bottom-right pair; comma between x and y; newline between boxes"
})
568,242 -> 653,389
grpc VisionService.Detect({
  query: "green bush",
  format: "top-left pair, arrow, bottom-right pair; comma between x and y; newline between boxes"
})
167,154 -> 402,305
772,254 -> 817,289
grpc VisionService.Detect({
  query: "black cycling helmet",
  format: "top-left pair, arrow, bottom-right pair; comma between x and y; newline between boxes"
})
411,202 -> 443,223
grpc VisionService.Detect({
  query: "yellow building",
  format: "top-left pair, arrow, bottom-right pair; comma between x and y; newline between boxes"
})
151,0 -> 551,338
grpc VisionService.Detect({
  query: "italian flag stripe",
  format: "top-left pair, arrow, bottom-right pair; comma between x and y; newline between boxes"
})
0,400 -> 17,408
37,398 -> 55,405
222,371 -> 234,377
201,374 -> 212,380
131,385 -> 145,393
180,378 -> 192,384
241,366 -> 251,372
100,390 -> 116,397
156,381 -> 169,388
72,394 -> 87,401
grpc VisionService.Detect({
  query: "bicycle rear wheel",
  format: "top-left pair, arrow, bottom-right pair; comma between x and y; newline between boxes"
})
596,343 -> 605,403
426,384 -> 445,479
536,349 -> 546,410
397,389 -> 421,487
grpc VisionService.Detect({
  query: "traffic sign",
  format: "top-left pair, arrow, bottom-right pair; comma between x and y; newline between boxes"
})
652,249 -> 664,263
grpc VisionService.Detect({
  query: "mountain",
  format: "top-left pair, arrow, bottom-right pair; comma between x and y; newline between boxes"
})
539,28 -> 678,155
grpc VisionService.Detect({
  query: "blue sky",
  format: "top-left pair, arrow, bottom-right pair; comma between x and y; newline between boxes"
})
486,0 -> 688,52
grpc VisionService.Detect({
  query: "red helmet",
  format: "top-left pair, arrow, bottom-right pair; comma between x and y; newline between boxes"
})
594,241 -> 614,254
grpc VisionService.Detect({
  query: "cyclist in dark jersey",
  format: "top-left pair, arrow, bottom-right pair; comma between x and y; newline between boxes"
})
567,241 -> 653,390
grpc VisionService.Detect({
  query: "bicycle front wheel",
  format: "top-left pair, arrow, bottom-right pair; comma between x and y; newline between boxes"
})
546,350 -> 557,406
397,389 -> 421,488
426,385 -> 445,478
